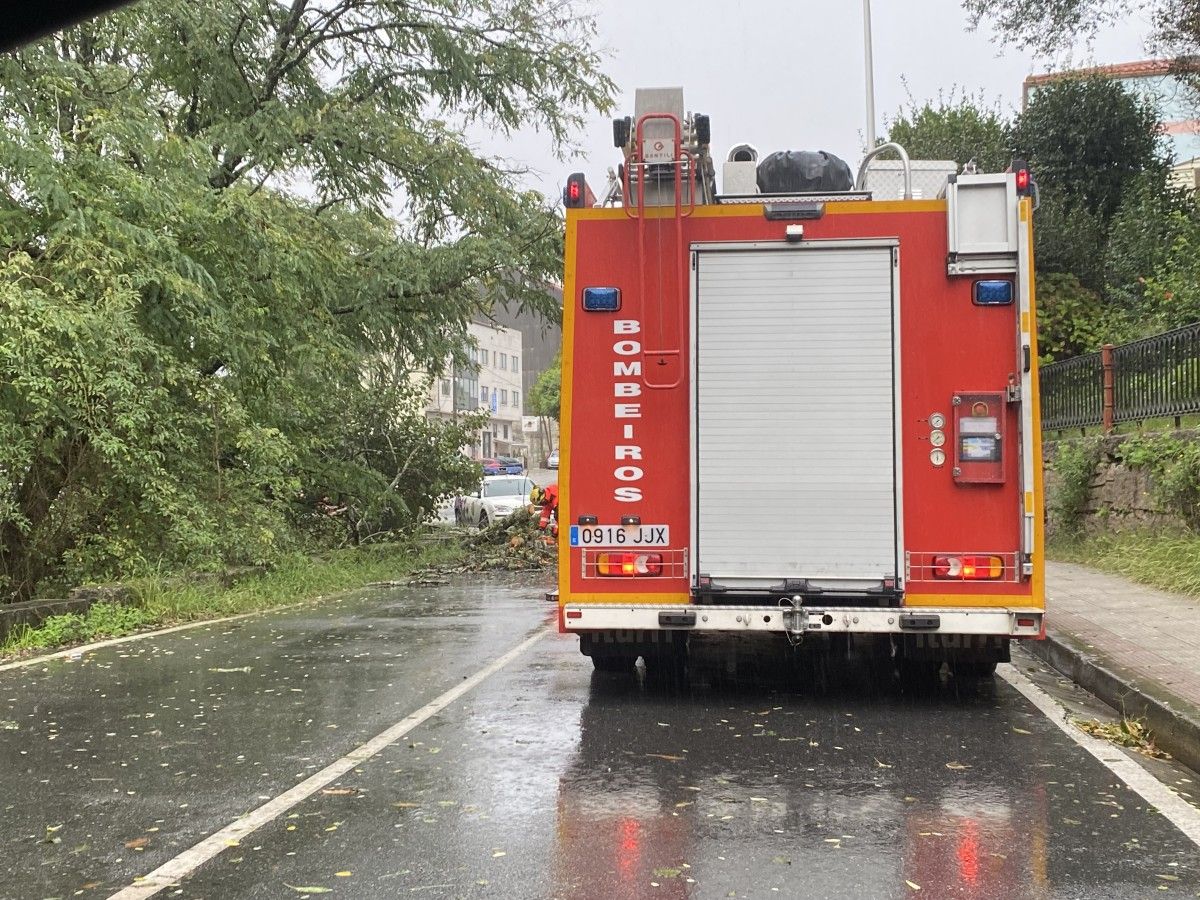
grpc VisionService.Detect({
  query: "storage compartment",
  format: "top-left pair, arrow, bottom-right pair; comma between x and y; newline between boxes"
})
692,244 -> 899,590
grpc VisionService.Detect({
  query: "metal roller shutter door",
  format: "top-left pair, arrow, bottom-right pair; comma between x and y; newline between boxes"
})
695,246 -> 897,584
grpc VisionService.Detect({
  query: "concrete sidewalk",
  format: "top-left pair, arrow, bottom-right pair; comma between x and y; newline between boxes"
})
1032,561 -> 1200,772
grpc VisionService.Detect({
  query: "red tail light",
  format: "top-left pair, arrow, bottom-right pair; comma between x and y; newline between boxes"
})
564,172 -> 587,207
597,552 -> 663,576
1015,169 -> 1030,191
933,555 -> 1003,580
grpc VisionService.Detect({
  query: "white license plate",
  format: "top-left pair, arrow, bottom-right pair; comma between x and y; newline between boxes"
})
569,525 -> 670,547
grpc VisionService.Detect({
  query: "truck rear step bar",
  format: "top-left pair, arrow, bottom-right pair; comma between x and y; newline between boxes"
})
564,604 -> 1043,638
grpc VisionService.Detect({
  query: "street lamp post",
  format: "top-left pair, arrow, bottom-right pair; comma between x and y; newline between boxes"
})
863,0 -> 877,151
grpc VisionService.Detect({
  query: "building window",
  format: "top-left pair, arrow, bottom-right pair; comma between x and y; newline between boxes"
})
500,352 -> 507,370
480,385 -> 488,403
440,379 -> 450,396
513,390 -> 520,408
493,350 -> 499,366
500,389 -> 508,406
512,356 -> 519,373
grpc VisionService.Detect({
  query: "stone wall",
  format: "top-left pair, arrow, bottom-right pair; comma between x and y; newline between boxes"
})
1043,431 -> 1198,533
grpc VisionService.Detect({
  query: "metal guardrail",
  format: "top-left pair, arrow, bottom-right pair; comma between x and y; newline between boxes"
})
1041,350 -> 1103,431
1111,322 -> 1200,424
1041,321 -> 1200,430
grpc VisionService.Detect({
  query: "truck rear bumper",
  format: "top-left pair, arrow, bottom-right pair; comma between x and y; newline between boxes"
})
562,603 -> 1043,638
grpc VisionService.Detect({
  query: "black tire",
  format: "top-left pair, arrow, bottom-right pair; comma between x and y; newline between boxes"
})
592,654 -> 636,673
960,660 -> 998,679
643,643 -> 687,687
898,659 -> 941,688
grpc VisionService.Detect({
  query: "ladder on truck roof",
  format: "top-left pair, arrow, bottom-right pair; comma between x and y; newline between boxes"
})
621,108 -> 695,391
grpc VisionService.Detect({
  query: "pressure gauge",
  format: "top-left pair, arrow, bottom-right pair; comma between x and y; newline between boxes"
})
930,429 -> 946,448
930,448 -> 946,467
929,412 -> 946,430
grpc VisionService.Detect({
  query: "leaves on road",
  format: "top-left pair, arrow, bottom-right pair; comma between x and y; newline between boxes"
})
1074,717 -> 1171,758
284,886 -> 333,895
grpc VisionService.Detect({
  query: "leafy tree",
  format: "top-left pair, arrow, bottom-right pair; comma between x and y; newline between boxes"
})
964,1 -> 1200,103
0,0 -> 613,599
1010,77 -> 1166,225
1005,77 -> 1168,297
529,353 -> 561,421
883,90 -> 1010,171
962,0 -> 1140,56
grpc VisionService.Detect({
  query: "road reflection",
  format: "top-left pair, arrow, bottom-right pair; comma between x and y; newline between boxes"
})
552,667 -> 1052,899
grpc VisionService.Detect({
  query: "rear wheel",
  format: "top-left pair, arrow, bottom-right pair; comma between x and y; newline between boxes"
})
959,660 -> 998,679
643,635 -> 688,686
592,653 -> 637,673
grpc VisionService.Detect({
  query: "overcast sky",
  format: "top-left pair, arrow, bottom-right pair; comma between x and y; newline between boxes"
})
488,0 -> 1154,199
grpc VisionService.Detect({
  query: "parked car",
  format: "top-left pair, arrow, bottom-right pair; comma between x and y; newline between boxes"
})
546,448 -> 559,469
497,455 -> 525,474
459,475 -> 536,528
479,457 -> 505,476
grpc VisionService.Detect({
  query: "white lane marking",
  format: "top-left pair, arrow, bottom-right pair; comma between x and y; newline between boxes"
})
0,608 -> 292,673
109,625 -> 550,899
1000,662 -> 1200,847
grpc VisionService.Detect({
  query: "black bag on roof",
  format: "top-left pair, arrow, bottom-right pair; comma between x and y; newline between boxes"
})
756,150 -> 854,194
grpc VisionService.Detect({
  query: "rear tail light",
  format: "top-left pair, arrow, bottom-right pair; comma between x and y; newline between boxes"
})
597,552 -> 663,577
933,555 -> 1003,580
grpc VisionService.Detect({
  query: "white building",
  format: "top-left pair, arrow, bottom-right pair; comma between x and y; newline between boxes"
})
425,321 -> 525,460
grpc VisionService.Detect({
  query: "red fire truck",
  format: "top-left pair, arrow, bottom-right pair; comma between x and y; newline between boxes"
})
556,87 -> 1045,679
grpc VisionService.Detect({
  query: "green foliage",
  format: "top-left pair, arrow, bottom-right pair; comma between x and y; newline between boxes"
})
0,0 -> 614,600
883,88 -> 1010,171
1,537 -> 469,655
1118,434 -> 1200,528
1035,272 -> 1121,362
1144,211 -> 1200,331
1049,439 -> 1102,533
4,603 -> 155,652
1104,173 -> 1199,317
1031,198 -> 1112,292
529,353 -> 562,420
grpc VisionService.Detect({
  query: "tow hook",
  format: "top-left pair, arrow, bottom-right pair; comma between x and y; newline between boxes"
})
783,606 -> 809,635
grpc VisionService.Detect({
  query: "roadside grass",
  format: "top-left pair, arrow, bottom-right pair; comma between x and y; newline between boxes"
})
0,533 -> 470,658
1048,529 -> 1200,597
1045,413 -> 1200,439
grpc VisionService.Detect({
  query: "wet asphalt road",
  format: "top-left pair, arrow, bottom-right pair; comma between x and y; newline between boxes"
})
3,577 -> 1200,899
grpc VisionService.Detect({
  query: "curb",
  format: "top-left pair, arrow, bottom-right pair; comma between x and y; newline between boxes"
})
1026,629 -> 1200,775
